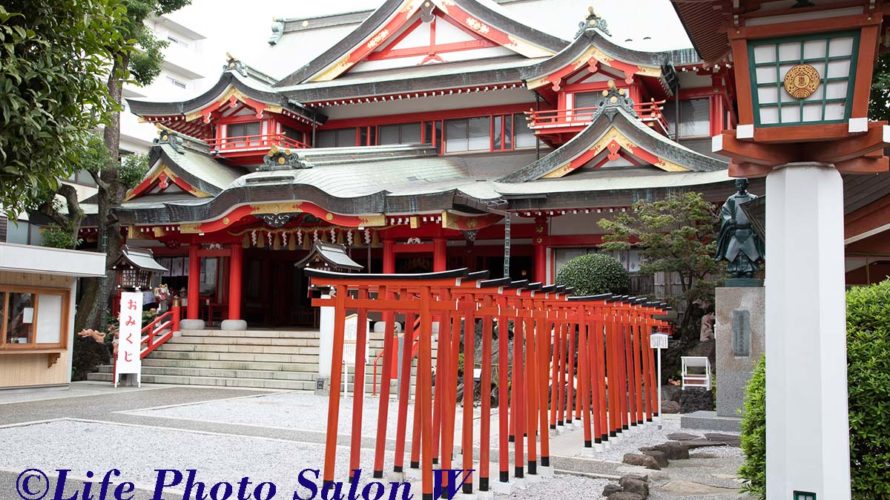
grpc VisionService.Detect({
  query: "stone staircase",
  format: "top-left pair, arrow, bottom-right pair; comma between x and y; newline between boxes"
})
88,329 -> 322,391
87,328 -> 435,393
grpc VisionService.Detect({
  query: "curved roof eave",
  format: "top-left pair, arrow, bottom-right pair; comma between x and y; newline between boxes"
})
499,106 -> 726,183
521,29 -> 676,92
127,71 -> 324,124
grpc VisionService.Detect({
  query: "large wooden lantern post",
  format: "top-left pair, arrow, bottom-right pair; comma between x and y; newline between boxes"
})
673,2 -> 890,498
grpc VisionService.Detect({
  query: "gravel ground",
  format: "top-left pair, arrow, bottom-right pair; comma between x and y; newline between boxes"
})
0,418 -> 381,496
508,473 -> 612,499
125,391 -> 508,445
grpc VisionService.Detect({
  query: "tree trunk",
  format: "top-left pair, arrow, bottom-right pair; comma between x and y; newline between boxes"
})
74,59 -> 128,332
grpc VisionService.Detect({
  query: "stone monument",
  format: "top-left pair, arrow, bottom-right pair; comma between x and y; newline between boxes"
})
683,179 -> 765,432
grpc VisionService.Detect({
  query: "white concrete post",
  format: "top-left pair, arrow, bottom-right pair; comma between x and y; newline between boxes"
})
765,163 -> 851,499
318,293 -> 334,377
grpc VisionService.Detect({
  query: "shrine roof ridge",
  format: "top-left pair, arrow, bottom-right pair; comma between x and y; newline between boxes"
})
273,0 -> 568,88
520,27 -> 677,91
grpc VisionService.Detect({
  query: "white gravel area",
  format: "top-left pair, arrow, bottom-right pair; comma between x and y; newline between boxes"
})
126,392 -> 408,438
0,419 -> 378,495
126,392 -> 507,444
0,418 -> 596,499
507,473 -> 612,499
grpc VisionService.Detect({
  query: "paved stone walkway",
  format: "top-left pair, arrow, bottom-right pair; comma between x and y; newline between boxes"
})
0,382 -> 751,499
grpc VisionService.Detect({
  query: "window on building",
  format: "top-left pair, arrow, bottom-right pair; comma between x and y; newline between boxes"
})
0,288 -> 68,349
281,126 -> 305,145
492,115 -> 513,151
445,117 -> 489,153
573,92 -> 600,110
226,122 -> 261,139
316,128 -> 357,148
514,113 -> 537,148
423,121 -> 443,153
358,126 -> 376,146
5,220 -> 44,246
663,98 -> 710,138
379,122 -> 422,145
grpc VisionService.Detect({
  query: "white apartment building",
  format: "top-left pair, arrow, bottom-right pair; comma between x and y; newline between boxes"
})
121,15 -> 212,154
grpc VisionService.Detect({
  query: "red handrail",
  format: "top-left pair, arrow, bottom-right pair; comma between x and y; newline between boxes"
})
526,100 -> 669,135
207,133 -> 309,151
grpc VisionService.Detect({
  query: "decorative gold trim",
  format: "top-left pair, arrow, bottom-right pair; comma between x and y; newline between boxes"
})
358,215 -> 387,227
783,64 -> 821,99
250,202 -> 304,215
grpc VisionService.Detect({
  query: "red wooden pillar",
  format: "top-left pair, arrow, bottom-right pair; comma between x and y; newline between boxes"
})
433,237 -> 447,272
533,217 -> 548,283
383,239 -> 395,274
187,242 -> 200,320
228,244 -> 243,320
709,81 -> 726,137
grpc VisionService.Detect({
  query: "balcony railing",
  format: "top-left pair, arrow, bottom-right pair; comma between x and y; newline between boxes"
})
526,100 -> 669,136
208,133 -> 309,153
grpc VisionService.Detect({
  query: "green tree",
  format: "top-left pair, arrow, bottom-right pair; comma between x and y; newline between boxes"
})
869,53 -> 890,121
598,192 -> 724,336
75,0 -> 190,333
0,1 -> 126,218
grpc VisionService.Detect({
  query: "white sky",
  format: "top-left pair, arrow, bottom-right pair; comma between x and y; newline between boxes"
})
165,0 -> 692,82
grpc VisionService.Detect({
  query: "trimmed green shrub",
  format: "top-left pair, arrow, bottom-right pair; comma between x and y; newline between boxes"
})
846,281 -> 890,498
738,355 -> 765,497
738,280 -> 890,499
554,253 -> 629,295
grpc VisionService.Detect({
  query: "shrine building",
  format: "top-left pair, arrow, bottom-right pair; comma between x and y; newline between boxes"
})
100,0 -> 888,329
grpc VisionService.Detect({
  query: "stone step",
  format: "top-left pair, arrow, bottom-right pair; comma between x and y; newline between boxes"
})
142,357 -> 318,372
149,350 -> 320,364
179,329 -> 320,339
158,343 -> 320,356
167,336 -> 320,348
94,364 -> 317,381
85,371 -> 315,391
142,353 -> 318,373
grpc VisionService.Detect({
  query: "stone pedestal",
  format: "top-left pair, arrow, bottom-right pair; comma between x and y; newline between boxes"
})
715,286 -> 764,418
220,319 -> 247,331
180,319 -> 205,330
765,163 -> 850,499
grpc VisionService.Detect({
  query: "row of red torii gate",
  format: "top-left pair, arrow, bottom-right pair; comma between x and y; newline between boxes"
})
307,268 -> 670,499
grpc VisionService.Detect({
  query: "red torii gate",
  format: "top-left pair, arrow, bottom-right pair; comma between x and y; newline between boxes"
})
307,268 -> 669,499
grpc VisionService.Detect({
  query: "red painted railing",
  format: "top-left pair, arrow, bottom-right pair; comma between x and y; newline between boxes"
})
208,133 -> 309,152
526,100 -> 669,135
